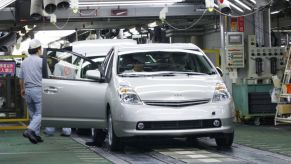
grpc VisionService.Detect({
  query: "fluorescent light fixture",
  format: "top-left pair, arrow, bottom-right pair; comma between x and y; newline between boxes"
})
78,0 -> 184,7
0,0 -> 15,10
248,0 -> 256,4
271,10 -> 280,15
234,0 -> 251,11
228,1 -> 244,13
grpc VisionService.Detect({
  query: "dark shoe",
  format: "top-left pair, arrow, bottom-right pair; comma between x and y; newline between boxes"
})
35,136 -> 43,142
85,141 -> 98,146
23,129 -> 38,144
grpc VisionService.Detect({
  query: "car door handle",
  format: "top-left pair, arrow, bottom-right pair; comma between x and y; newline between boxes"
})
44,87 -> 58,93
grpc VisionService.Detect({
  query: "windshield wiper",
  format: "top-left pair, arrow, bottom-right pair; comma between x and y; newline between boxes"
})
119,73 -> 146,77
119,71 -> 207,77
150,73 -> 176,76
171,72 -> 207,76
149,72 -> 206,76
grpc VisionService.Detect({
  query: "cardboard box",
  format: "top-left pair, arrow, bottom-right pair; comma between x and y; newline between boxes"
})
277,104 -> 291,114
272,75 -> 281,89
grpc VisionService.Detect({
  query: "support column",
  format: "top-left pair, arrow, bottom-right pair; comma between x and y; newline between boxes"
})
220,15 -> 226,72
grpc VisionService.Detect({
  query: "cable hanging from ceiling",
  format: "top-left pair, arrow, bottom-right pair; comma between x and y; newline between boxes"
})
164,9 -> 207,31
52,11 -> 73,30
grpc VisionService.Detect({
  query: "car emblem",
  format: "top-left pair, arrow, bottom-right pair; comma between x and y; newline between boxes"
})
174,93 -> 183,97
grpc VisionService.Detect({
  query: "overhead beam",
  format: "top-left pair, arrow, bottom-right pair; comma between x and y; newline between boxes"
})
52,4 -> 208,19
0,4 -> 217,31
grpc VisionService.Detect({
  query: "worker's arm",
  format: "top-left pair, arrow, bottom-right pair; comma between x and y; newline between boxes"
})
19,79 -> 25,97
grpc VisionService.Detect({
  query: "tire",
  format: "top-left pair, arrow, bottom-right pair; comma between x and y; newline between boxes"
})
92,129 -> 106,147
107,112 -> 123,151
215,132 -> 234,148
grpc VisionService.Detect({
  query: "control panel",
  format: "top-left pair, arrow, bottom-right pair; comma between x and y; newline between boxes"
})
225,32 -> 245,68
248,47 -> 286,78
226,47 -> 244,68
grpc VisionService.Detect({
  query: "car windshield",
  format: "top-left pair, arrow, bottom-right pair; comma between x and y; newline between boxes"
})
117,51 -> 216,76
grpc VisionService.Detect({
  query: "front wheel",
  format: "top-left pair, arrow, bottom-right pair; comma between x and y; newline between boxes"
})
215,132 -> 234,148
107,112 -> 123,151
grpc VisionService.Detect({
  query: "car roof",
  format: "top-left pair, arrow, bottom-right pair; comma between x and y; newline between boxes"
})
71,39 -> 137,57
116,43 -> 201,53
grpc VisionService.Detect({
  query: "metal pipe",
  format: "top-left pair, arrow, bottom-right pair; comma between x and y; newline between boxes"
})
30,0 -> 43,20
56,0 -> 70,9
0,32 -> 16,52
220,15 -> 226,72
43,0 -> 57,14
266,8 -> 272,47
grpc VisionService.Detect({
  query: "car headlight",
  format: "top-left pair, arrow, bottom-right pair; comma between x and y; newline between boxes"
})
212,83 -> 231,102
118,86 -> 143,105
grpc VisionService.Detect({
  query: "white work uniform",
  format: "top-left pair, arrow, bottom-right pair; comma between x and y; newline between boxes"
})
19,55 -> 42,136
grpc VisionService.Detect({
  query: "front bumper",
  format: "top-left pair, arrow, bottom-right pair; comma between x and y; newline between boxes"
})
112,101 -> 234,137
114,118 -> 234,137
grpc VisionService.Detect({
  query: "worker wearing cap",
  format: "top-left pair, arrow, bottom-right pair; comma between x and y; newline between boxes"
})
19,39 -> 44,144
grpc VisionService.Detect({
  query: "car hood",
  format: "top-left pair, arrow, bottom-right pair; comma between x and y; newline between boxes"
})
118,75 -> 222,101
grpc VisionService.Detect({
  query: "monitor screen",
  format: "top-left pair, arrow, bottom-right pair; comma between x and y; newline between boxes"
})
228,34 -> 243,45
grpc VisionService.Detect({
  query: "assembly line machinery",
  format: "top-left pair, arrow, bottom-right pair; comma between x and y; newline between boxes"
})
0,55 -> 29,130
226,32 -> 287,125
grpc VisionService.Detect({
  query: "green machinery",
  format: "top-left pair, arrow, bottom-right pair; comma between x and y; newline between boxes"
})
232,83 -> 276,125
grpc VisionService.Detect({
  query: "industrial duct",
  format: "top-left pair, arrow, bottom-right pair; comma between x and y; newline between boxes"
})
30,0 -> 43,20
44,0 -> 57,14
0,32 -> 16,52
56,0 -> 70,9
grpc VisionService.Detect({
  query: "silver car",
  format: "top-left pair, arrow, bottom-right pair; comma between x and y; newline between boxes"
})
42,43 -> 234,150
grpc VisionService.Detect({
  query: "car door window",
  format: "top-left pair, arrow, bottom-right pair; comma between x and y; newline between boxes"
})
80,56 -> 105,78
44,49 -> 97,81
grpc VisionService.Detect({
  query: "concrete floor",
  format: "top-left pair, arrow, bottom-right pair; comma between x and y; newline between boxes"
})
235,124 -> 291,157
0,131 -> 111,164
1,124 -> 291,164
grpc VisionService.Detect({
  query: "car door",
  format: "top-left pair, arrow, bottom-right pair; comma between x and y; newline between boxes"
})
42,48 -> 107,129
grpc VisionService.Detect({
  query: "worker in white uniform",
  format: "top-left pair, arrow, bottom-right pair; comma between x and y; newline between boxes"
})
19,39 -> 44,144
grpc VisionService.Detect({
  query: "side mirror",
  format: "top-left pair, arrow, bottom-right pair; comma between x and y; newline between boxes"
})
216,67 -> 223,77
86,70 -> 101,80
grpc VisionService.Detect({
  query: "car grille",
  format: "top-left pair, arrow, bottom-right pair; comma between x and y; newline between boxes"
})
136,119 -> 221,130
143,99 -> 210,107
